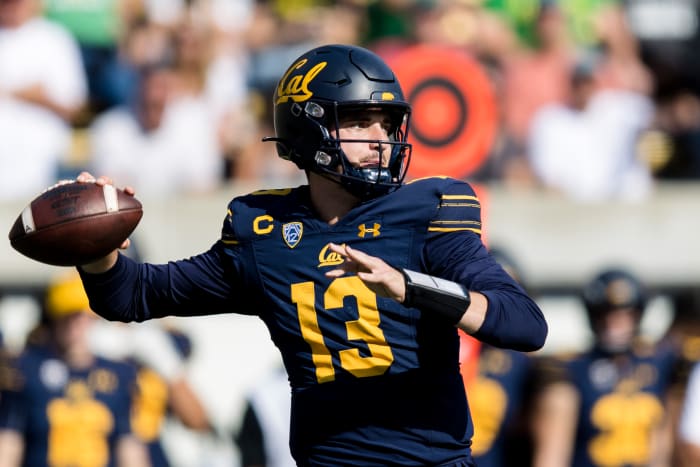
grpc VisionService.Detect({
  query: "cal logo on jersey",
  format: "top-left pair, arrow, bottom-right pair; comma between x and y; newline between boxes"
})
276,58 -> 327,104
283,222 -> 303,248
317,243 -> 344,268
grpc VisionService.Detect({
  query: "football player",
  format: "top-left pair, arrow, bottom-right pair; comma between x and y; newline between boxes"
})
531,268 -> 678,467
0,272 -> 149,467
75,44 -> 547,466
469,248 -> 539,467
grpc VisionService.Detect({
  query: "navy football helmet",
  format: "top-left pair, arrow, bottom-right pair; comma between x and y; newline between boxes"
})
582,268 -> 647,319
264,44 -> 412,199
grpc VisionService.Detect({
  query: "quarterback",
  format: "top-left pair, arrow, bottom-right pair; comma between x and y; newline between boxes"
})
76,44 -> 548,466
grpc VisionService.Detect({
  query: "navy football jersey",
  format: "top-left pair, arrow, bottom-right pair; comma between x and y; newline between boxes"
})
131,366 -> 171,467
558,343 -> 678,467
470,345 -> 533,467
81,177 -> 547,466
0,345 -> 138,467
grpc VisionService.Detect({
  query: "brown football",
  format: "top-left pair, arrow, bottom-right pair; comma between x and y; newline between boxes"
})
8,181 -> 143,266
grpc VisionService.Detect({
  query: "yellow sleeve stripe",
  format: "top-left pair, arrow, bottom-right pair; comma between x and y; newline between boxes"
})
221,239 -> 239,245
428,227 -> 482,234
441,195 -> 479,201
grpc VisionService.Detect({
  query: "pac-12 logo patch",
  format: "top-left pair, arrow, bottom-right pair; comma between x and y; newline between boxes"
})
282,222 -> 303,248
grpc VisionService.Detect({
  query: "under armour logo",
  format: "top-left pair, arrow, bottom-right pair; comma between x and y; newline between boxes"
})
358,223 -> 381,238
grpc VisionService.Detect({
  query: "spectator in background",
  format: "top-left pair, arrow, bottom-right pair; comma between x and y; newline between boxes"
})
496,0 -> 656,192
527,48 -> 655,202
42,0 -> 141,117
168,7 -> 253,182
493,0 -> 577,187
0,0 -> 87,201
501,1 -> 576,138
531,268 -> 678,467
621,0 -> 700,179
88,60 -> 224,198
0,271 -> 149,466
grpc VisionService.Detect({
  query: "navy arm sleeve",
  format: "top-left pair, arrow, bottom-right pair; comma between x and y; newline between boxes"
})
424,180 -> 548,352
79,242 -> 244,322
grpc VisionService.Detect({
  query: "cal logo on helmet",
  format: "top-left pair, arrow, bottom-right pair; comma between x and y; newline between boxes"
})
276,59 -> 327,104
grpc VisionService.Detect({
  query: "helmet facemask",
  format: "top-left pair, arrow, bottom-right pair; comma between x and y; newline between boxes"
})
311,102 -> 412,199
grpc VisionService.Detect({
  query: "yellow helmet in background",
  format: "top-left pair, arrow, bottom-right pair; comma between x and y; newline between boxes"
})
45,272 -> 92,319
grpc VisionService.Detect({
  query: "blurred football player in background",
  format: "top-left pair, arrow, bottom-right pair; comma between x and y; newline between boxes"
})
75,43 -> 547,466
0,271 -> 150,467
531,268 -> 678,467
87,319 -> 213,467
468,247 -> 539,467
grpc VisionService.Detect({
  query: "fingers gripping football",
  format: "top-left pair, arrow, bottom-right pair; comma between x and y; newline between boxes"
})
324,243 -> 406,302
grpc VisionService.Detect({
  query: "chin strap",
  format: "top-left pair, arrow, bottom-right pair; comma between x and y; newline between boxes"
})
401,269 -> 471,325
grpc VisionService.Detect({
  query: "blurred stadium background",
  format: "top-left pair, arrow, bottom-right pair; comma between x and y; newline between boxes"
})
2,0 -> 699,465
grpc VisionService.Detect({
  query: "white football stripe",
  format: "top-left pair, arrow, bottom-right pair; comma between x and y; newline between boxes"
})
21,206 -> 35,233
103,184 -> 119,212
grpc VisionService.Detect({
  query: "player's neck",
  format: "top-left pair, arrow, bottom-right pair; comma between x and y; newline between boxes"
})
308,172 -> 360,225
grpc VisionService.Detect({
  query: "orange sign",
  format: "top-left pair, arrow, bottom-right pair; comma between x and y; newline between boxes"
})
387,45 -> 498,179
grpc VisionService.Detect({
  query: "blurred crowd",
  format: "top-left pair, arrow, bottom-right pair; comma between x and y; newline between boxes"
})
2,0 -> 700,466
1,0 -> 700,204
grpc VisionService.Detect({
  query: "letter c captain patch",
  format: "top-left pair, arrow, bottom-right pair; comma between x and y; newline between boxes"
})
283,222 -> 303,248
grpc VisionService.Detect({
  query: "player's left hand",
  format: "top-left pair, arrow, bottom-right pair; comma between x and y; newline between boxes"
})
324,243 -> 406,303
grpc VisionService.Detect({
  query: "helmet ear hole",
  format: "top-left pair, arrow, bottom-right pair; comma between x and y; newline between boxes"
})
314,151 -> 338,168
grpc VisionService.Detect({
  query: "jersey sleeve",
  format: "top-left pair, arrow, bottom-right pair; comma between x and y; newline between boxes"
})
424,179 -> 548,352
80,243 -> 244,323
427,181 -> 482,237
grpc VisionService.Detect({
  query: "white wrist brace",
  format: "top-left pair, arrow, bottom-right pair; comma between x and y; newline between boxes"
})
401,268 -> 471,324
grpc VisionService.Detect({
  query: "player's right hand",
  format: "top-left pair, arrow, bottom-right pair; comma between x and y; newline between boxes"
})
76,171 -> 135,273
324,243 -> 406,303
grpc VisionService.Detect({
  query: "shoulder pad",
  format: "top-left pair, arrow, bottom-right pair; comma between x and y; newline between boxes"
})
221,187 -> 298,245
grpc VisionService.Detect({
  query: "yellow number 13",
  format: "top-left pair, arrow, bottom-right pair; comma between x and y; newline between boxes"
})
291,277 -> 394,383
